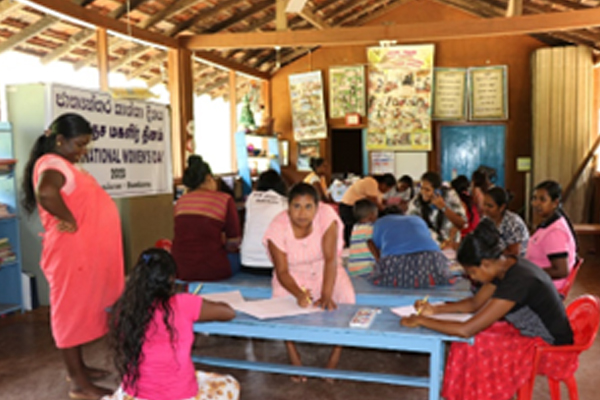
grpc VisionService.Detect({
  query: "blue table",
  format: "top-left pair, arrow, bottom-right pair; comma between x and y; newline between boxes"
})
189,273 -> 471,306
193,304 -> 471,400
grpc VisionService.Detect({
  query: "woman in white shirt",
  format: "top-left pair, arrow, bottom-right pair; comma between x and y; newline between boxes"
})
240,170 -> 288,274
303,157 -> 330,202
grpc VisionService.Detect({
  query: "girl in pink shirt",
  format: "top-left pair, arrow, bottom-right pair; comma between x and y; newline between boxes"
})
525,180 -> 578,292
104,249 -> 239,400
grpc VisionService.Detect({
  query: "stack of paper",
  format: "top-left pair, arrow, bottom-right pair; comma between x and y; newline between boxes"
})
391,304 -> 473,322
200,290 -> 323,320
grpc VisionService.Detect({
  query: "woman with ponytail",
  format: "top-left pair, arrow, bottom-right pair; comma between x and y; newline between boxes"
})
21,113 -> 125,399
171,155 -> 241,281
526,180 -> 578,291
401,219 -> 574,400
105,248 -> 239,400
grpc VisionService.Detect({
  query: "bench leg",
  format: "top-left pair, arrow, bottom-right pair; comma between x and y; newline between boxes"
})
429,341 -> 444,400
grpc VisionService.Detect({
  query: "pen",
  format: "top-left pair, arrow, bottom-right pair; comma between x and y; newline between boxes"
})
301,287 -> 312,305
416,295 -> 429,315
192,284 -> 203,296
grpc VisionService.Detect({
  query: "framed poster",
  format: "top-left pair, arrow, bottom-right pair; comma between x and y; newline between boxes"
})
370,151 -> 395,174
297,140 -> 320,171
367,44 -> 435,151
432,68 -> 467,120
329,65 -> 366,118
468,66 -> 508,120
289,71 -> 327,141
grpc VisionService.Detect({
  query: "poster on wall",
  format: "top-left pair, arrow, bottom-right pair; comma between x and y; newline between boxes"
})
433,68 -> 467,120
370,151 -> 395,174
329,65 -> 366,118
367,44 -> 434,151
297,140 -> 320,171
468,65 -> 508,120
288,71 -> 327,141
50,83 -> 172,198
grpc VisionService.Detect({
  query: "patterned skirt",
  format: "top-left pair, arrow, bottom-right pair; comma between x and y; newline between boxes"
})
102,371 -> 240,400
442,322 -> 579,400
368,251 -> 452,288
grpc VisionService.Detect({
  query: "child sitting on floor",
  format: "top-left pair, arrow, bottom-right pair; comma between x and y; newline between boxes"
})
347,199 -> 378,276
104,248 -> 240,400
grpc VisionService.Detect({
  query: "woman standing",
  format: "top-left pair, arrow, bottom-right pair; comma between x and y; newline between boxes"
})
526,180 -> 578,291
482,187 -> 529,257
264,183 -> 355,377
22,113 -> 124,399
303,157 -> 330,202
172,155 -> 241,281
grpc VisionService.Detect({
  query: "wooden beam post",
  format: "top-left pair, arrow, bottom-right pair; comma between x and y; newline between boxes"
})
261,80 -> 271,123
229,70 -> 237,172
168,48 -> 194,179
276,0 -> 288,30
96,28 -> 109,91
506,0 -> 523,17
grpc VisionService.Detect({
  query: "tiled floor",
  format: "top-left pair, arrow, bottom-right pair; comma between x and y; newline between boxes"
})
1,254 -> 598,400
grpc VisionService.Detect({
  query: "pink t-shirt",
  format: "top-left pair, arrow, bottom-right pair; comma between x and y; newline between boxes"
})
525,216 -> 576,291
124,293 -> 202,400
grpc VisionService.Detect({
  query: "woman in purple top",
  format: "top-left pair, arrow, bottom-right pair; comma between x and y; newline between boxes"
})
525,180 -> 577,291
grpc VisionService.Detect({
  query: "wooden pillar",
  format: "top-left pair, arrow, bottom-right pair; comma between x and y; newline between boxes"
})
276,0 -> 288,31
96,28 -> 109,91
261,80 -> 271,121
168,48 -> 193,180
229,70 -> 237,171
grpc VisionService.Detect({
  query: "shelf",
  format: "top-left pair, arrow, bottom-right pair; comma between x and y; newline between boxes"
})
0,303 -> 21,316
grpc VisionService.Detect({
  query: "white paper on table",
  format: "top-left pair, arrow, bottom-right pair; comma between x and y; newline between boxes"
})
390,304 -> 473,322
201,291 -> 245,307
234,296 -> 323,320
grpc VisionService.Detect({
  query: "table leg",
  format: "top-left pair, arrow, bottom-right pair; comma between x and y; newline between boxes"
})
429,340 -> 444,400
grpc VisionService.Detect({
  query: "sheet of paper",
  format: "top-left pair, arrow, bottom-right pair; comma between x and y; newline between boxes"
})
234,296 -> 323,320
390,304 -> 472,322
201,291 -> 245,307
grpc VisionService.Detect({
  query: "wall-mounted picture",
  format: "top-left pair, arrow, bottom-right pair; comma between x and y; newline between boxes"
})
297,140 -> 320,171
432,68 -> 467,120
329,65 -> 366,118
468,65 -> 508,120
289,71 -> 328,141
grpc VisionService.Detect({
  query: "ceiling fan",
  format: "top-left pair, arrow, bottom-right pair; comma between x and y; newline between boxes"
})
285,0 -> 309,13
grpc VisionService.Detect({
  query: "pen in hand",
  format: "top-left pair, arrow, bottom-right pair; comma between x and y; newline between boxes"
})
301,287 -> 312,305
416,295 -> 430,315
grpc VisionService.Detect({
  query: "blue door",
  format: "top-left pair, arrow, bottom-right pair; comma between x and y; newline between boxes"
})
440,124 -> 505,186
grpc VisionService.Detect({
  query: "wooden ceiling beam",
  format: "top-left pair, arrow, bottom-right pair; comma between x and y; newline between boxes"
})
180,6 -> 600,49
166,0 -> 240,37
276,0 -> 288,30
533,0 -> 594,11
506,0 -> 523,17
128,52 -> 167,79
192,49 -> 270,80
298,8 -> 331,29
25,0 -> 177,48
205,0 -> 274,33
0,0 -> 21,17
0,15 -> 57,55
139,0 -> 203,29
74,36 -> 123,70
336,0 -> 396,26
146,74 -> 164,88
109,45 -> 149,71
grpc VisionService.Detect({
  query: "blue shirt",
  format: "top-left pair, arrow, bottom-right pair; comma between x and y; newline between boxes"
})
372,215 -> 439,258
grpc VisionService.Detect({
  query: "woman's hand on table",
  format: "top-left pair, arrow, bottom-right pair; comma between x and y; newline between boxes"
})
400,315 -> 422,328
314,294 -> 337,311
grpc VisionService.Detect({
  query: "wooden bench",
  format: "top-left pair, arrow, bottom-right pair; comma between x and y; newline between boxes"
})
573,224 -> 600,254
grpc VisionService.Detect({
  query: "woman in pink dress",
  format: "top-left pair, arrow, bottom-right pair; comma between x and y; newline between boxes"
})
525,180 -> 578,292
263,183 -> 355,380
22,113 -> 124,400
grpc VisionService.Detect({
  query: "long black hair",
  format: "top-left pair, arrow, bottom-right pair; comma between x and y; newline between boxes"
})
451,175 -> 475,224
256,169 -> 287,197
288,182 -> 319,205
415,171 -> 445,239
21,113 -> 92,214
398,175 -> 415,199
309,157 -> 325,173
457,219 -> 504,267
486,187 -> 513,215
182,155 -> 212,190
109,248 -> 177,394
534,180 -> 578,251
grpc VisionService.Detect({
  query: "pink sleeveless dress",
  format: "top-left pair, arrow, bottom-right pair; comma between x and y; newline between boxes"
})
34,154 -> 124,348
263,203 -> 355,304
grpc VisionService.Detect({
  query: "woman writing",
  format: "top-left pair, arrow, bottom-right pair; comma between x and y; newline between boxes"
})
401,219 -> 573,400
526,180 -> 578,291
303,157 -> 330,202
22,113 -> 125,399
407,172 -> 466,248
172,155 -> 241,281
264,183 -> 355,379
482,187 -> 529,257
104,248 -> 239,400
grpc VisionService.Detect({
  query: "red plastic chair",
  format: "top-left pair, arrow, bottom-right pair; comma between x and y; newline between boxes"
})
154,238 -> 172,253
558,257 -> 584,299
518,294 -> 600,400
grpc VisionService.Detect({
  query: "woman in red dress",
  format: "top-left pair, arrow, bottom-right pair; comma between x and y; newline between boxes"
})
22,113 -> 125,399
171,155 -> 241,281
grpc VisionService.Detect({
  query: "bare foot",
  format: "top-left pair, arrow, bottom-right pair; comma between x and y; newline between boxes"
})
291,375 -> 308,383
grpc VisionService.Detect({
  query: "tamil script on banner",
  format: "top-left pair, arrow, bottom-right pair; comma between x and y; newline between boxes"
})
50,84 -> 172,198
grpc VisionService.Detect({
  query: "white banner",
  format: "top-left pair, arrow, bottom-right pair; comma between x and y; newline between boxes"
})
49,84 -> 172,198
